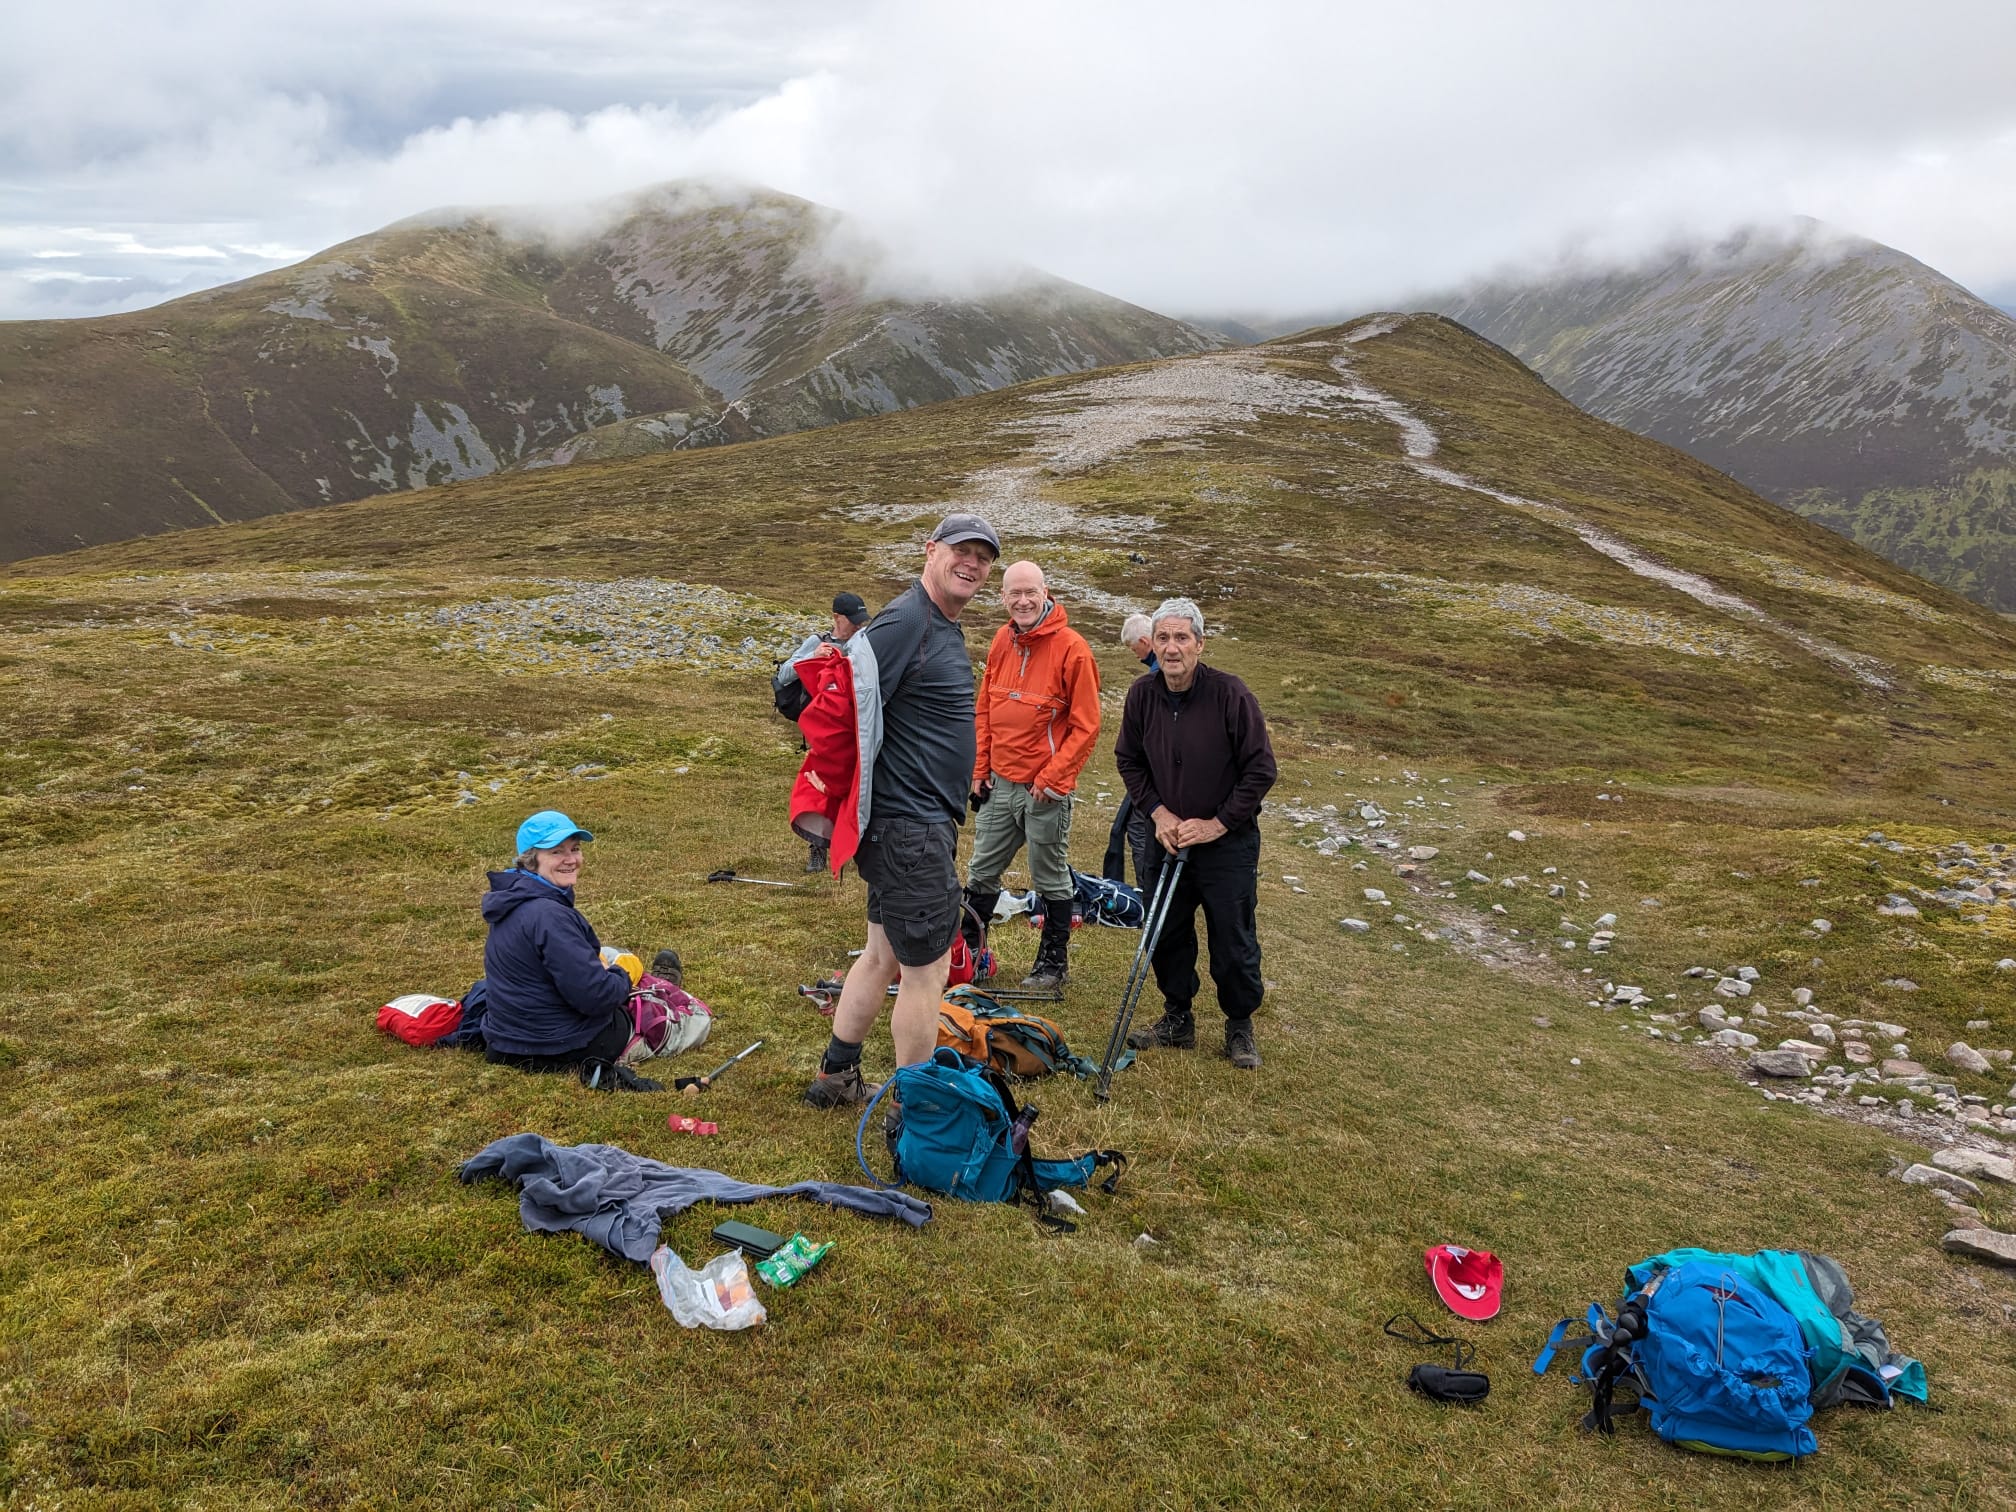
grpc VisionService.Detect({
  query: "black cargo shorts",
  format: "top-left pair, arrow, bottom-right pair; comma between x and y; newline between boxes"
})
855,814 -> 962,968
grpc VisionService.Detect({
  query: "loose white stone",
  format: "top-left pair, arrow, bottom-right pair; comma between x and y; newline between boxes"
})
1750,1049 -> 1813,1078
1932,1148 -> 2016,1185
1949,1043 -> 1994,1075
1940,1229 -> 2016,1266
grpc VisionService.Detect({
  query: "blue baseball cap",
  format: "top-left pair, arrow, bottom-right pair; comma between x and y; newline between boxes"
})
515,810 -> 594,853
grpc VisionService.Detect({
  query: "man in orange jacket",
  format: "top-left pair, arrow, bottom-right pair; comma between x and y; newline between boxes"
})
963,560 -> 1101,989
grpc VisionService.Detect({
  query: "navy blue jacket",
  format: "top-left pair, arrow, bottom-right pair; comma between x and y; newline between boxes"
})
480,869 -> 630,1056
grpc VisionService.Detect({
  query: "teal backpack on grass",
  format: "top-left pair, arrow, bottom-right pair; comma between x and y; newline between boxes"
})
857,1048 -> 1125,1230
1538,1260 -> 1818,1461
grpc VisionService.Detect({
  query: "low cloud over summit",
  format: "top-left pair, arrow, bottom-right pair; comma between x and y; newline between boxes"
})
8,0 -> 2016,320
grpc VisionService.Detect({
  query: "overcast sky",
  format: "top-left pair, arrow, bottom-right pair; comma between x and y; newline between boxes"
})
8,0 -> 2016,322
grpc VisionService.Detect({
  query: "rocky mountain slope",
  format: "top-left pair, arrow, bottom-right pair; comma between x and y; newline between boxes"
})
9,317 -> 2016,1501
1434,224 -> 2016,613
0,182 -> 1216,561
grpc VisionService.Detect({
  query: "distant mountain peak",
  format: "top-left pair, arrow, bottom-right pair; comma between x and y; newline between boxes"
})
1434,223 -> 2016,612
0,180 -> 1217,563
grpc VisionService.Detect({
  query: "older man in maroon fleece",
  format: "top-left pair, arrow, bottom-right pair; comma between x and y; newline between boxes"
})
1114,596 -> 1278,1069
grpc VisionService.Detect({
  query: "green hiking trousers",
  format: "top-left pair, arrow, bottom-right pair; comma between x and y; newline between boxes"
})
966,777 -> 1074,901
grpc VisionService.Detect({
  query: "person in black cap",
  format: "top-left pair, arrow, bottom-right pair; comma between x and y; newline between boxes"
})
830,592 -> 870,642
776,590 -> 873,870
805,512 -> 1001,1107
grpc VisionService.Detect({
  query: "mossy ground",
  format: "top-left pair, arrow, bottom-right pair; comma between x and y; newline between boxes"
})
6,319 -> 2016,1508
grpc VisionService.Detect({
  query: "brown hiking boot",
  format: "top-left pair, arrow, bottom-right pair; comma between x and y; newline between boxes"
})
803,1062 -> 880,1109
1127,1007 -> 1195,1050
1225,1017 -> 1261,1070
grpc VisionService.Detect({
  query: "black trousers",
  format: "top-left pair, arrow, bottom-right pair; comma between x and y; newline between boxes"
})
485,1007 -> 630,1072
1137,826 -> 1263,1021
1102,795 -> 1157,886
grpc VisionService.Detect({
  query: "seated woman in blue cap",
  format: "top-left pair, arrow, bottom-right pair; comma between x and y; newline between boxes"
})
481,810 -> 653,1087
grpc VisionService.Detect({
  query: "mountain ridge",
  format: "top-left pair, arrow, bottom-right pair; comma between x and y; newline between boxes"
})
0,181 -> 1217,562
1431,222 -> 2016,612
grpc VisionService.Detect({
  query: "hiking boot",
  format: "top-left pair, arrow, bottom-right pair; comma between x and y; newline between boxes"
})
1225,1017 -> 1262,1070
1127,1007 -> 1196,1050
803,1061 -> 880,1109
649,948 -> 683,987
806,842 -> 830,873
1021,911 -> 1073,990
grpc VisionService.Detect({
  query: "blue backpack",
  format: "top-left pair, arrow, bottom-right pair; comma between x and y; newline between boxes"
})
1030,871 -> 1147,930
856,1049 -> 1125,1230
1537,1260 -> 1818,1461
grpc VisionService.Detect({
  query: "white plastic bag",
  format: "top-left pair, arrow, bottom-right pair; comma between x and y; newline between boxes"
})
649,1246 -> 766,1331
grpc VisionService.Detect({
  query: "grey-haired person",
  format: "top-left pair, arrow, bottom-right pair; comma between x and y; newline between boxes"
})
1113,597 -> 1277,1070
805,514 -> 1002,1107
1101,611 -> 1159,885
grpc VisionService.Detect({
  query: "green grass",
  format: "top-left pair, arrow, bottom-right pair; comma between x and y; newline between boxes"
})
1789,467 -> 2016,614
6,317 -> 2016,1507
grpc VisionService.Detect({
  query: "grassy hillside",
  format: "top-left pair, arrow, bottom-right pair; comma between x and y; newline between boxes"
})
1436,225 -> 2016,613
0,182 -> 1214,563
6,316 -> 2016,1507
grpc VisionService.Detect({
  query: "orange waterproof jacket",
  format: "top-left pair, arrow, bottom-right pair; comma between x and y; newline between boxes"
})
972,601 -> 1101,796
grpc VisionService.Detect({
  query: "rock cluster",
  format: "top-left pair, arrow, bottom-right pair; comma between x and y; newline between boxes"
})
423,578 -> 803,675
1862,832 -> 2016,933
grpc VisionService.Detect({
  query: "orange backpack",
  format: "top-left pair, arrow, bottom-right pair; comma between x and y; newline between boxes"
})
933,987 -> 1103,1079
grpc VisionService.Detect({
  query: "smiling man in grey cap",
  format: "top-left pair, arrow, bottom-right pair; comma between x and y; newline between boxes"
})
806,512 -> 1002,1107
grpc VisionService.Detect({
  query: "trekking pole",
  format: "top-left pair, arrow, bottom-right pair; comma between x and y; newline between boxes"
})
675,1039 -> 765,1093
1096,846 -> 1190,1102
705,868 -> 795,889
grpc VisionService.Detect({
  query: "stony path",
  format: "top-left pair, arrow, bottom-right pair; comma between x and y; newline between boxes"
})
1324,336 -> 1896,688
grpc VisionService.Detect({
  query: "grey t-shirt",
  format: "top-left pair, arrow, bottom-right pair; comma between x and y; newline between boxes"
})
864,580 -> 975,826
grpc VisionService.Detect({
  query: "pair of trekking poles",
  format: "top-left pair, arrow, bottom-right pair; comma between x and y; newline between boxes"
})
1095,845 -> 1190,1102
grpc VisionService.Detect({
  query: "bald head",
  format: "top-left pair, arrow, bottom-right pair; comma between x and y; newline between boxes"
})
1001,560 -> 1051,630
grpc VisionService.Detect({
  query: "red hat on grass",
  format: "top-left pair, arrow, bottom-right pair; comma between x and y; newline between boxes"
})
1425,1244 -> 1503,1321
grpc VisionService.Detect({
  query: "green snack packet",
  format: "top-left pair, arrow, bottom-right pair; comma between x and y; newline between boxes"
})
755,1232 -> 833,1288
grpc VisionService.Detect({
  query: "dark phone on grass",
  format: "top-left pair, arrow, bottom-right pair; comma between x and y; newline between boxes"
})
712,1219 -> 786,1258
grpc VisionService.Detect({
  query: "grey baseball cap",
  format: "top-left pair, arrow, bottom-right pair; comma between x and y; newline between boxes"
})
928,512 -> 1001,557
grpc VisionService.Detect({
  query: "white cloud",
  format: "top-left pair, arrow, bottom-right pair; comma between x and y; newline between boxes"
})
5,0 -> 2016,319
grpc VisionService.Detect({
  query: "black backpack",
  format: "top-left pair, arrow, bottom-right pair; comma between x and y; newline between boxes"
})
772,657 -> 813,721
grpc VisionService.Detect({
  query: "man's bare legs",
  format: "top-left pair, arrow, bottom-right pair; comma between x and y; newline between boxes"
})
832,923 -> 951,1068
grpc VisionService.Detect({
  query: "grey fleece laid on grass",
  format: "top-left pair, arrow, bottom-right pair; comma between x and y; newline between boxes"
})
460,1133 -> 933,1262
